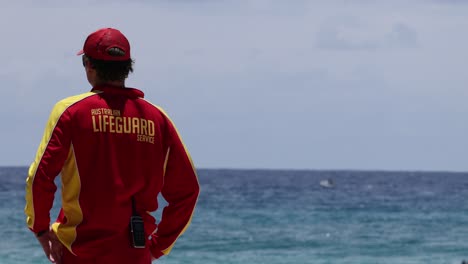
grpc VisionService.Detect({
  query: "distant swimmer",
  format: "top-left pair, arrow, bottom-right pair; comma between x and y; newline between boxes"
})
320,179 -> 334,188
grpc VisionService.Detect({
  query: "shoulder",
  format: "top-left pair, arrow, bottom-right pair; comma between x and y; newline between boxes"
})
136,98 -> 180,135
55,91 -> 99,109
137,98 -> 171,118
49,91 -> 99,120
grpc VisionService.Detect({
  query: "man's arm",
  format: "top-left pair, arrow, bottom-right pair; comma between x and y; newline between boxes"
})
149,118 -> 200,259
25,102 -> 72,236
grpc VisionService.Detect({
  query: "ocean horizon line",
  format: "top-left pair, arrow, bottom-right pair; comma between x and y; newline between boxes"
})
1,165 -> 467,175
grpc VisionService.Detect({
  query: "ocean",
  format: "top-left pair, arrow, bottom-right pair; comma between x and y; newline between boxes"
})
0,167 -> 467,264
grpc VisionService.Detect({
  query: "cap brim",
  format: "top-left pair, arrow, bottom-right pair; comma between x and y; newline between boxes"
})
76,49 -> 84,56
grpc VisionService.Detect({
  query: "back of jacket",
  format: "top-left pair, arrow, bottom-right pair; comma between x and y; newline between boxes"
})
25,86 -> 199,259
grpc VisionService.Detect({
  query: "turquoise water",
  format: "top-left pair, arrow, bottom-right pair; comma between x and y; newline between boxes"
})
1,167 -> 467,263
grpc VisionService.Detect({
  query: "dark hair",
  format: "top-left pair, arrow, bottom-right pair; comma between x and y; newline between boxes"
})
84,54 -> 134,82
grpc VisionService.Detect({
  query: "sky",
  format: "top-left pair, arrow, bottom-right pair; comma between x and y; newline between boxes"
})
0,0 -> 467,171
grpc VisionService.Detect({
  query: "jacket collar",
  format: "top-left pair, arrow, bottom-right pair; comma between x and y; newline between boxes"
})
91,85 -> 144,98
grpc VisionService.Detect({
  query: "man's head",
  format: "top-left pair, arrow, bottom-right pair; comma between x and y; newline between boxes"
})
78,28 -> 134,86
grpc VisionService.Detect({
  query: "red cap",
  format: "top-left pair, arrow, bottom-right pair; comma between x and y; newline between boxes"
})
77,28 -> 131,61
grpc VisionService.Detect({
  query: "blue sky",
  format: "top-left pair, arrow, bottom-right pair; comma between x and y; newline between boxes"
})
1,1 -> 467,171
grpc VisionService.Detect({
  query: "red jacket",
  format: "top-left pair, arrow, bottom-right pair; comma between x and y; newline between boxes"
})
25,85 -> 200,259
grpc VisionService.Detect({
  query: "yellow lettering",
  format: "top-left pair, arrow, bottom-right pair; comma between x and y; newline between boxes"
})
91,115 -> 155,135
141,119 -> 148,136
109,116 -> 115,133
98,115 -> 102,131
137,135 -> 155,144
102,115 -> 109,132
148,120 -> 155,136
132,117 -> 140,134
123,117 -> 131,133
115,117 -> 123,133
92,116 -> 99,132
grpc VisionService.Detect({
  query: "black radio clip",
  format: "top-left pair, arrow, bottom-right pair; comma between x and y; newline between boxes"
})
130,197 -> 146,248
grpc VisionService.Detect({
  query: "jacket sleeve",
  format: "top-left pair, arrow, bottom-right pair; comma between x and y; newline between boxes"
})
149,116 -> 200,259
25,102 -> 72,234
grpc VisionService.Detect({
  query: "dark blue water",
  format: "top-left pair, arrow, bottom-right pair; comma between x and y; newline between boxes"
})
1,167 -> 467,263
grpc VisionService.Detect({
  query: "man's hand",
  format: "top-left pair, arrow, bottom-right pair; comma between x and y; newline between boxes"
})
36,229 -> 63,264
